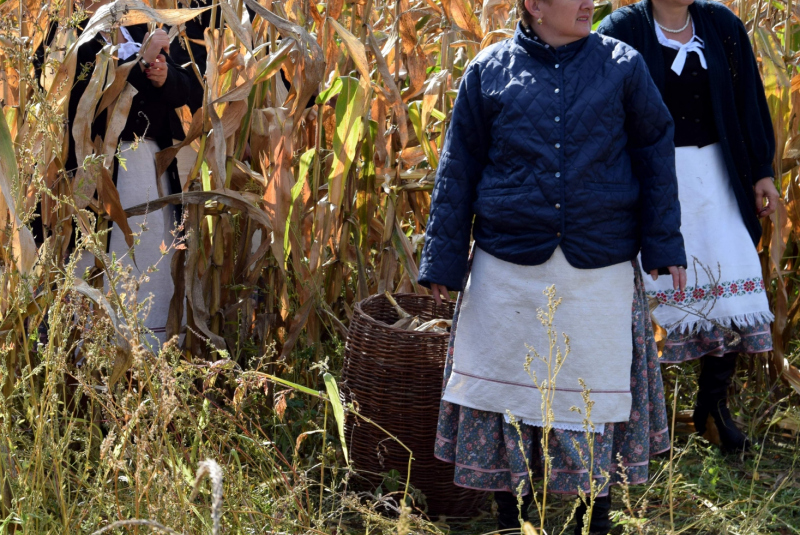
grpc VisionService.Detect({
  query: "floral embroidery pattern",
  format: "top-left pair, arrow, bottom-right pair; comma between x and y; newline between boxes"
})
647,277 -> 766,307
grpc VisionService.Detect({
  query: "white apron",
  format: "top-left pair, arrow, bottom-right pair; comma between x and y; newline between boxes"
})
643,143 -> 773,334
442,247 -> 635,430
76,139 -> 177,346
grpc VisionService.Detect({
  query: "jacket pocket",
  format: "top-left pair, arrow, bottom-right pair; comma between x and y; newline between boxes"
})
473,185 -> 538,234
584,180 -> 636,192
476,184 -> 529,198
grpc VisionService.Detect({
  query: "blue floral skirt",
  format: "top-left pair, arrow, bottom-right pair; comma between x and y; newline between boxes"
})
434,268 -> 669,497
658,322 -> 772,363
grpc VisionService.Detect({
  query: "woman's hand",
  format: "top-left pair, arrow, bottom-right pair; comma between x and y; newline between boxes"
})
650,266 -> 687,291
141,29 -> 170,65
754,177 -> 780,218
146,54 -> 168,88
430,284 -> 450,306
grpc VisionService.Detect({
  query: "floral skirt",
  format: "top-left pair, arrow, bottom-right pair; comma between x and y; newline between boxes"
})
659,322 -> 772,363
434,268 -> 669,497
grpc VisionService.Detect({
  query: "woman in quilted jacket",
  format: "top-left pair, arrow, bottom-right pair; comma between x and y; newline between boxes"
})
417,0 -> 686,532
598,0 -> 778,456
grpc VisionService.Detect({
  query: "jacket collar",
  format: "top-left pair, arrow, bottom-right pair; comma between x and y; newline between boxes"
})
513,22 -> 590,64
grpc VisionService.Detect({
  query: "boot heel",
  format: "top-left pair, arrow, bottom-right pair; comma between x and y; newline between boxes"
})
695,354 -> 751,454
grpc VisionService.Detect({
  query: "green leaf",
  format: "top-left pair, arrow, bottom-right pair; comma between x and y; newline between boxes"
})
284,148 -> 315,262
323,372 -> 350,466
201,161 -> 214,234
592,1 -> 612,30
328,76 -> 370,210
260,373 -> 321,397
429,108 -> 445,122
408,101 -> 439,169
316,76 -> 344,105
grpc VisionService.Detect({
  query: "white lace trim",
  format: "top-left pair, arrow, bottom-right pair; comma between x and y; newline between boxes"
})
666,310 -> 774,335
503,414 -> 605,434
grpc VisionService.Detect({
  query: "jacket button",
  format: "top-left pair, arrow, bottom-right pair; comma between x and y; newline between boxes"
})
554,88 -> 560,93
556,232 -> 562,237
555,64 -> 560,69
555,116 -> 560,122
555,203 -> 561,209
139,100 -> 145,106
555,143 -> 561,149
555,172 -> 561,178
694,94 -> 700,99
692,71 -> 698,76
695,118 -> 701,123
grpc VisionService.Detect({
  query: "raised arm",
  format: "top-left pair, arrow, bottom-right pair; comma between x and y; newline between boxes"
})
122,29 -> 198,110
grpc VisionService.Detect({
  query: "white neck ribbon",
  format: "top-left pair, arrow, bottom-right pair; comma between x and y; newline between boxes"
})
100,27 -> 142,61
655,22 -> 707,76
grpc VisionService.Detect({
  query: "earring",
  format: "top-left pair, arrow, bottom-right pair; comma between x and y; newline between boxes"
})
537,17 -> 543,24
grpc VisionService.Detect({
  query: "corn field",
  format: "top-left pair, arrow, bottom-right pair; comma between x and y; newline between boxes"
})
0,0 -> 799,531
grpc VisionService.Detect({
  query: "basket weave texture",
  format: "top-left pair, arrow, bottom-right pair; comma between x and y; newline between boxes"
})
342,293 -> 487,517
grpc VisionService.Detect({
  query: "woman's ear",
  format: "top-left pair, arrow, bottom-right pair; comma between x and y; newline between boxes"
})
524,0 -> 541,18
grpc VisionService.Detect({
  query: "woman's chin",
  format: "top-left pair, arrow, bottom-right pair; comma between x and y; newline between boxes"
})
574,25 -> 592,38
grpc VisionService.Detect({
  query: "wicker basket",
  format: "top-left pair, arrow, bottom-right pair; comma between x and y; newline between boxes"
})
341,293 -> 487,518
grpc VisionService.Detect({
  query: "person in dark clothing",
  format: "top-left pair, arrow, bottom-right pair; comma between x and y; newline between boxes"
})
598,0 -> 779,455
418,0 -> 687,531
61,0 -> 198,345
64,22 -> 196,193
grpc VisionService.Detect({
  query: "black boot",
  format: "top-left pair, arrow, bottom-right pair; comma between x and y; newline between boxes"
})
693,353 -> 751,453
495,491 -> 533,532
573,495 -> 612,535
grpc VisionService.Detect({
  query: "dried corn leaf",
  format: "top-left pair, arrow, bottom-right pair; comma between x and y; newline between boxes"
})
184,202 -> 227,351
204,31 -> 228,189
441,0 -> 483,41
220,0 -> 254,52
0,106 -> 36,274
414,318 -> 451,332
79,0 -> 214,50
782,359 -> 800,396
262,110 -> 295,270
328,18 -> 371,83
71,46 -> 113,208
367,29 -> 408,149
279,297 -> 314,359
244,0 -> 324,122
156,108 -> 204,180
125,189 -> 273,230
391,315 -> 420,329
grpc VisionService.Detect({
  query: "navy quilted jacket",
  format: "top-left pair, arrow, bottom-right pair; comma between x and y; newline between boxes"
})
418,24 -> 687,291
